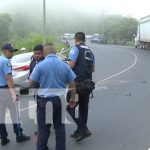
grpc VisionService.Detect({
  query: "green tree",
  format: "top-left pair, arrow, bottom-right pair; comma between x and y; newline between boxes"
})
0,13 -> 12,46
11,12 -> 42,38
117,17 -> 138,42
96,15 -> 138,42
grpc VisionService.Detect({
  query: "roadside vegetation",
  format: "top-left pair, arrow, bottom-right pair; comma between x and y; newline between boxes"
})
0,12 -> 138,50
0,13 -> 68,54
12,34 -> 66,54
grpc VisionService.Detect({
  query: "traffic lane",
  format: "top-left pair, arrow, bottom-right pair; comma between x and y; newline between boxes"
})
87,83 -> 150,150
1,44 -> 149,150
86,44 -> 150,150
4,85 -> 150,150
67,43 -> 150,150
87,70 -> 150,150
87,43 -> 137,82
1,44 -> 138,150
90,44 -> 150,84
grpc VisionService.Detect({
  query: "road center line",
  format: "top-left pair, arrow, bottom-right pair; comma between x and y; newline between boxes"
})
95,49 -> 138,86
6,47 -> 138,114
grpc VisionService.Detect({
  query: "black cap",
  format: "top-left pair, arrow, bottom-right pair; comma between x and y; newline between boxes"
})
2,43 -> 18,52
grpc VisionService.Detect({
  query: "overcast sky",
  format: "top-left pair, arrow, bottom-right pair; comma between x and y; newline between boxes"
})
0,0 -> 149,19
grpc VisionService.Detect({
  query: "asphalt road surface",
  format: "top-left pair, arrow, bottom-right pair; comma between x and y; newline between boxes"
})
1,43 -> 150,150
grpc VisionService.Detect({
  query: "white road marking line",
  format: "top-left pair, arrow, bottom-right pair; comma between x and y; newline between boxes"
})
95,86 -> 108,90
5,48 -> 138,114
6,104 -> 36,117
96,50 -> 138,86
19,104 -> 37,112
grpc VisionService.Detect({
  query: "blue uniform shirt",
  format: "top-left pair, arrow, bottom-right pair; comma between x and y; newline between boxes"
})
68,46 -> 95,64
30,54 -> 76,97
68,46 -> 79,62
0,55 -> 12,86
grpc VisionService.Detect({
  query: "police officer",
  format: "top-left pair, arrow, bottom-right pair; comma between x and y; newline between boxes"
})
0,44 -> 30,146
67,32 -> 95,142
29,43 -> 76,150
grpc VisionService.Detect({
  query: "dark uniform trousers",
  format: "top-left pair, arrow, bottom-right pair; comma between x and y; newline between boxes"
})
67,92 -> 90,133
0,85 -> 23,138
37,96 -> 66,150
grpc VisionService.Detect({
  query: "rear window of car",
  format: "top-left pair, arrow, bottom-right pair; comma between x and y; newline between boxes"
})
12,53 -> 33,63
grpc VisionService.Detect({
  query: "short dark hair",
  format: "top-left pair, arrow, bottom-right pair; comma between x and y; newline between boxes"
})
33,44 -> 43,52
75,32 -> 85,41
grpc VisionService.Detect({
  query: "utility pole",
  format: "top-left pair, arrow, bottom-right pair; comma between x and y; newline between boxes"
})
43,0 -> 46,45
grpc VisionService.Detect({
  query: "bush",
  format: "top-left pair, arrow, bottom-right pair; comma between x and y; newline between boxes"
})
12,34 -> 66,54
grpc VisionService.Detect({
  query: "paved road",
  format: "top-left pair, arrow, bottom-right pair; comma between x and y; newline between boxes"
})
1,43 -> 150,150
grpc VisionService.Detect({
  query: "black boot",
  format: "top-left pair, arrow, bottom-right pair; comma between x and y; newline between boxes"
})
70,130 -> 80,138
1,137 -> 10,146
16,134 -> 30,143
76,130 -> 92,142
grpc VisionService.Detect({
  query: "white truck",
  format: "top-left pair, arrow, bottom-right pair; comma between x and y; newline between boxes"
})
135,15 -> 150,49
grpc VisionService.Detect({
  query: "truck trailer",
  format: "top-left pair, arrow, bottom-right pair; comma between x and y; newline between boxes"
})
135,15 -> 150,49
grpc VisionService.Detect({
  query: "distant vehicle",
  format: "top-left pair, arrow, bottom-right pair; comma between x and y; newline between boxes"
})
91,34 -> 107,44
61,37 -> 68,44
85,35 -> 93,41
135,15 -> 150,49
93,34 -> 99,37
12,52 -> 65,89
69,34 -> 75,39
64,33 -> 70,40
61,33 -> 75,44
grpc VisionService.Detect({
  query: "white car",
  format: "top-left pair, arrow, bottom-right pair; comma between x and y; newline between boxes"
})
12,52 -> 33,88
11,52 -> 66,89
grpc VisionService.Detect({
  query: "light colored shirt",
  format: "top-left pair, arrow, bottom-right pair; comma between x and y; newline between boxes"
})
68,46 -> 79,62
30,54 -> 76,98
0,55 -> 12,86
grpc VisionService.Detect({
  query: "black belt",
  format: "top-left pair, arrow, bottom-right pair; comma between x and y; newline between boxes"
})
37,96 -> 59,101
0,85 -> 8,88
